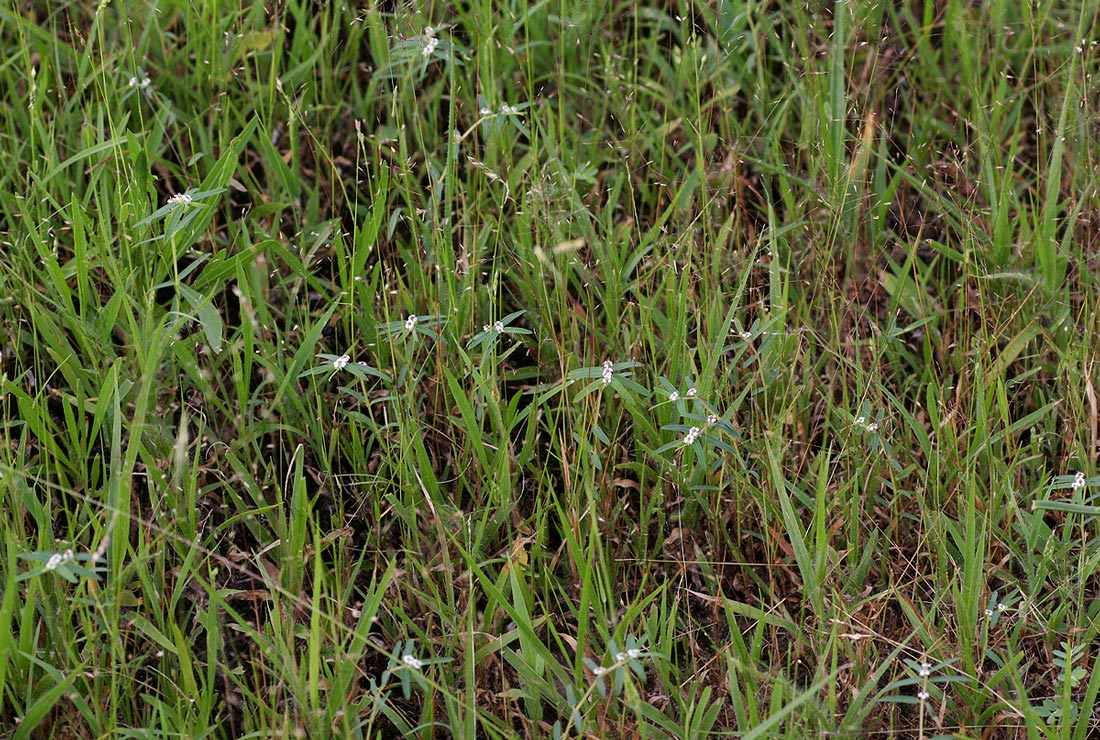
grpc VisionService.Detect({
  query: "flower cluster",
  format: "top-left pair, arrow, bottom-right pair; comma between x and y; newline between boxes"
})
421,25 -> 439,58
479,103 -> 523,117
916,660 -> 933,703
19,546 -> 103,584
45,549 -> 75,571
651,377 -> 739,458
586,637 -> 649,698
601,360 -> 614,385
853,415 -> 879,433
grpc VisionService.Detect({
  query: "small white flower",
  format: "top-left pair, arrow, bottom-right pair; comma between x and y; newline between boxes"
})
626,648 -> 642,659
669,390 -> 680,402
601,360 -> 614,385
684,426 -> 702,445
592,665 -> 608,676
493,320 -> 504,333
402,654 -> 423,670
854,416 -> 865,426
984,607 -> 994,618
46,550 -> 75,571
1072,471 -> 1087,490
167,192 -> 193,206
424,26 -> 435,37
615,652 -> 627,662
686,387 -> 697,398
422,36 -> 439,58
332,354 -> 350,371
917,689 -> 930,702
867,422 -> 879,432
479,106 -> 492,116
741,331 -> 752,340
405,315 -> 418,331
997,602 -> 1007,612
706,414 -> 718,425
918,663 -> 931,678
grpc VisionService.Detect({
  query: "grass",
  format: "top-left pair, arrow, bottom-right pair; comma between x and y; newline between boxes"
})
0,0 -> 1098,737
